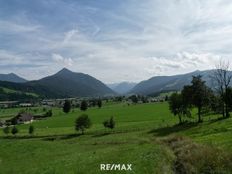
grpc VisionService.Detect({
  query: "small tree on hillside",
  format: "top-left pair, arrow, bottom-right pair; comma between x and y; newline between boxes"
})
103,117 -> 115,130
11,126 -> 18,135
97,99 -> 102,108
3,126 -> 10,136
63,100 -> 71,114
75,114 -> 91,134
108,117 -> 115,129
29,125 -> 34,135
80,100 -> 88,111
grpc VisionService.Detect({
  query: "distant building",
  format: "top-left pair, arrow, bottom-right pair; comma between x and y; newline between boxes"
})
10,113 -> 34,124
19,103 -> 32,107
41,100 -> 56,106
0,101 -> 19,108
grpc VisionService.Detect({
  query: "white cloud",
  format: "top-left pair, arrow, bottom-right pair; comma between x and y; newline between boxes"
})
63,29 -> 79,44
52,53 -> 74,67
1,0 -> 232,83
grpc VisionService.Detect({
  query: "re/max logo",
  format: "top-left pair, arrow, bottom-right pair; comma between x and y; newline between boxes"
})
100,164 -> 132,171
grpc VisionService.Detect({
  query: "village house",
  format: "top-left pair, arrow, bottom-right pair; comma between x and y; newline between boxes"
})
10,113 -> 34,125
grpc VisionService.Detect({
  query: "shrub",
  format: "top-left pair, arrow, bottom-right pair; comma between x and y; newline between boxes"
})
44,110 -> 52,117
103,117 -> 115,130
29,125 -> 34,135
11,126 -> 18,135
3,126 -> 10,135
162,135 -> 232,174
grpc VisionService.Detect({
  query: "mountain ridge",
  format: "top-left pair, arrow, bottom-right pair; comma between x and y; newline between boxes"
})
0,68 -> 115,98
129,69 -> 222,95
0,73 -> 27,83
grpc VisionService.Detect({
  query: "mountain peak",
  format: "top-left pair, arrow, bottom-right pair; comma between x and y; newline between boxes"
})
8,73 -> 17,76
57,68 -> 73,75
61,67 -> 72,72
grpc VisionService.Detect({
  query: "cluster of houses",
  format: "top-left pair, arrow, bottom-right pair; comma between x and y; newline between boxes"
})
0,101 -> 33,108
0,98 -> 80,109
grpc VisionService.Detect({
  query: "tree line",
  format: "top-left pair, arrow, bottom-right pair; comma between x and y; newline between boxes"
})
63,99 -> 102,114
169,60 -> 232,124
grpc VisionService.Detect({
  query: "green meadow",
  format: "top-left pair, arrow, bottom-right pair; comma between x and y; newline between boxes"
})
0,102 -> 232,174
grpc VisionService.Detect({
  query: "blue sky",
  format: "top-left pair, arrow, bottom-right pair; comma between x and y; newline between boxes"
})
0,0 -> 232,83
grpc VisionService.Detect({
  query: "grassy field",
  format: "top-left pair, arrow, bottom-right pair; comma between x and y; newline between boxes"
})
0,102 -> 232,173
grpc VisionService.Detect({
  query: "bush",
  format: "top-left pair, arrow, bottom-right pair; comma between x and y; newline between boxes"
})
29,125 -> 34,135
162,135 -> 232,174
44,110 -> 52,117
75,114 -> 91,134
3,126 -> 10,135
103,117 -> 115,130
11,126 -> 18,135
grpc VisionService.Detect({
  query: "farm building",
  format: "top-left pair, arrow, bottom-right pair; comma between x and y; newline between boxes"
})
10,113 -> 34,125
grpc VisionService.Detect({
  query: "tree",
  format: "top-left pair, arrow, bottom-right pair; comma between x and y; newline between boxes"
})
11,126 -> 18,135
75,114 -> 91,134
169,93 -> 190,124
44,110 -> 52,117
108,117 -> 115,129
165,95 -> 169,101
226,87 -> 232,112
3,126 -> 10,135
80,100 -> 88,111
63,100 -> 71,113
29,125 -> 34,135
184,75 -> 212,123
103,117 -> 115,130
97,99 -> 102,108
212,60 -> 232,118
210,94 -> 223,114
103,120 -> 109,128
129,95 -> 138,103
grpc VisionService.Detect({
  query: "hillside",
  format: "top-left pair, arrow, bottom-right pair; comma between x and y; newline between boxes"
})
107,82 -> 137,94
1,102 -> 232,173
129,70 -> 224,95
0,87 -> 39,101
0,68 -> 115,98
0,73 -> 27,83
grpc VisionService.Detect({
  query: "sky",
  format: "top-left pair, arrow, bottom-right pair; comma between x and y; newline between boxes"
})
0,0 -> 232,83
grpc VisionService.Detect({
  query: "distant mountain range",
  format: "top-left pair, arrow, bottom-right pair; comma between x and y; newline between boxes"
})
107,82 -> 137,94
0,68 -> 115,99
129,70 -> 222,96
0,73 -> 27,83
0,69 -> 229,99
